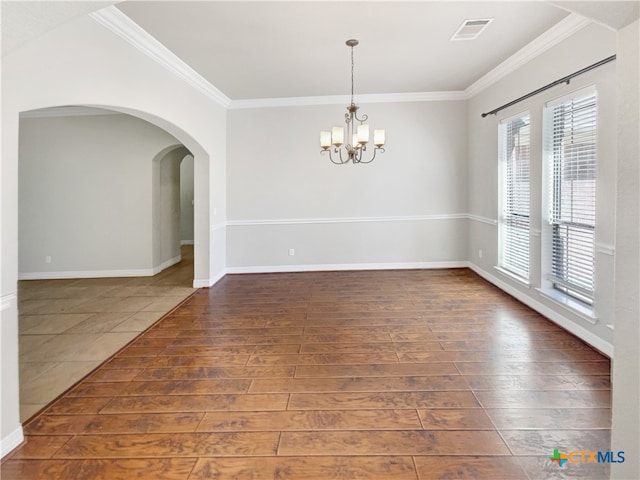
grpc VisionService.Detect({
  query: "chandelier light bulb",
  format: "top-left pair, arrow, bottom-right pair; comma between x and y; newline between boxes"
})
331,126 -> 344,147
357,124 -> 369,144
320,131 -> 331,148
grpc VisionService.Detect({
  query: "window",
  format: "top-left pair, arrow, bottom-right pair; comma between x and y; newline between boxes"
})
499,113 -> 530,281
545,91 -> 597,305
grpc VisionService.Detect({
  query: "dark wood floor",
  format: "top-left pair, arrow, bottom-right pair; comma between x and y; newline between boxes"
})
2,269 -> 611,479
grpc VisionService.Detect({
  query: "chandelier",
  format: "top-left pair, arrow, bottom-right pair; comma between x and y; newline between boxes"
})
320,39 -> 385,164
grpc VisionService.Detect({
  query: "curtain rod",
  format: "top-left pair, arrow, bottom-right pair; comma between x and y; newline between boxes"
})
481,55 -> 616,118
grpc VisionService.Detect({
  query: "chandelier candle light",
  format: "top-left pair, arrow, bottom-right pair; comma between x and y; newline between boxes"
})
320,39 -> 385,164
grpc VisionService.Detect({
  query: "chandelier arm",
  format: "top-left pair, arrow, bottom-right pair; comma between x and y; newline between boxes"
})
353,112 -> 369,123
322,148 -> 344,165
357,146 -> 384,164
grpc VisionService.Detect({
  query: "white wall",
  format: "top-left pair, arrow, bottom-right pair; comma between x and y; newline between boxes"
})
1,12 -> 227,454
611,19 -> 640,480
19,113 -> 182,278
227,100 -> 468,270
466,23 -> 617,355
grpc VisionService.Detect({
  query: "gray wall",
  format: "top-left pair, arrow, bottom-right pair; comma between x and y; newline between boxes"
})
227,100 -> 469,269
152,145 -> 189,269
19,112 -> 184,278
180,154 -> 195,243
466,23 -> 617,355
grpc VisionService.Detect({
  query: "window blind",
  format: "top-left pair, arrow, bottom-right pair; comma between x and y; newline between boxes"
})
499,114 -> 530,280
547,92 -> 597,304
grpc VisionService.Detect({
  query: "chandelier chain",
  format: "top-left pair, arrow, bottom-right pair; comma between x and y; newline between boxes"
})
350,44 -> 355,105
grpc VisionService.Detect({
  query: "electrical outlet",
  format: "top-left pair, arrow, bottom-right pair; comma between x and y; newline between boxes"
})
288,248 -> 295,256
45,255 -> 52,264
478,249 -> 483,259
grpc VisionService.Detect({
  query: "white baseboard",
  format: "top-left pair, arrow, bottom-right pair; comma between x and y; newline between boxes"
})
226,261 -> 468,275
19,269 -> 155,280
193,269 -> 226,288
1,293 -> 17,311
18,255 -> 182,280
1,427 -> 24,459
151,255 -> 182,275
192,262 -> 466,287
467,261 -> 613,357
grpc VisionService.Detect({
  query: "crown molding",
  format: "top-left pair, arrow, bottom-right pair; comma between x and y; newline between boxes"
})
90,6 -> 231,108
464,13 -> 592,98
229,95 -> 349,110
228,91 -> 467,109
89,7 -> 590,110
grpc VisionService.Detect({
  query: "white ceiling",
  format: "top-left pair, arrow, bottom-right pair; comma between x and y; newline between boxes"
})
117,1 -> 570,99
2,1 -> 639,100
550,0 -> 639,29
0,1 -> 117,55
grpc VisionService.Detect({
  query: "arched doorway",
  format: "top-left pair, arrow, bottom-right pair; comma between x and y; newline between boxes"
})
15,106 -> 202,421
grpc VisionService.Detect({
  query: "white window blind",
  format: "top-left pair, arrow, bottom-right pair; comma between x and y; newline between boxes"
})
499,114 -> 530,280
547,92 -> 597,304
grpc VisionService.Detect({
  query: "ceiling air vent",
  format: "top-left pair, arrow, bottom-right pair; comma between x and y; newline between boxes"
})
450,18 -> 493,41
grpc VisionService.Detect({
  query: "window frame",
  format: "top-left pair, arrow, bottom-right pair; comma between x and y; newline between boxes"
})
497,111 -> 531,283
542,86 -> 598,308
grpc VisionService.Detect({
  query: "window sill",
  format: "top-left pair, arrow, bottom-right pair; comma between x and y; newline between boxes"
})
494,266 -> 531,288
536,288 -> 598,324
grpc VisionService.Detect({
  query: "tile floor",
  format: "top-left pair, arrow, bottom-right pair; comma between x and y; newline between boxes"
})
17,246 -> 195,421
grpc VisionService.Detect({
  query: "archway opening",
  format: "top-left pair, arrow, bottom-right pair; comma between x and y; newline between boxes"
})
16,105 -> 206,421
